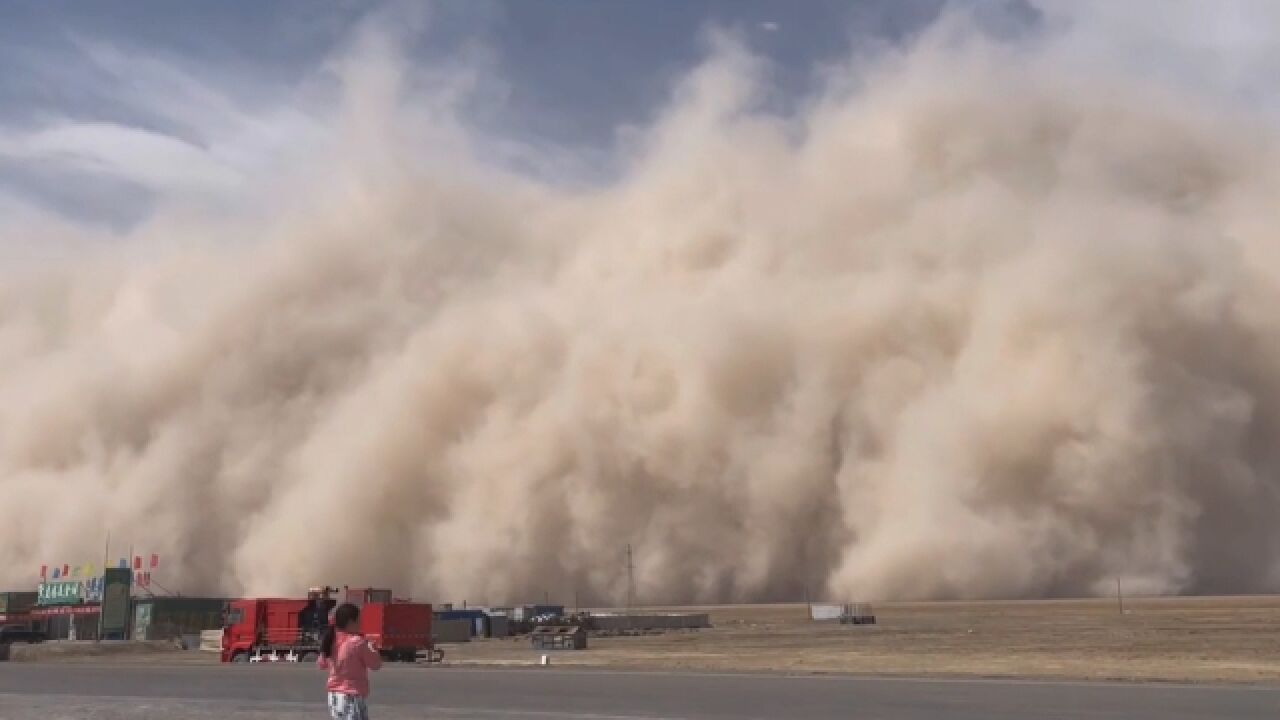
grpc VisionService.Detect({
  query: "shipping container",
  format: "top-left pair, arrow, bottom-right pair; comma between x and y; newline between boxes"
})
809,603 -> 844,621
432,618 -> 471,644
488,615 -> 510,637
808,603 -> 876,624
436,609 -> 486,621
435,609 -> 485,637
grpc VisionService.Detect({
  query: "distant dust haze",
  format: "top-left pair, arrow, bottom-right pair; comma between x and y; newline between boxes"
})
4,2 -> 1280,603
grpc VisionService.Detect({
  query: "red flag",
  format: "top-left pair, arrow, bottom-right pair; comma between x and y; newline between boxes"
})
62,564 -> 69,578
39,565 -> 46,579
133,556 -> 141,570
150,554 -> 159,569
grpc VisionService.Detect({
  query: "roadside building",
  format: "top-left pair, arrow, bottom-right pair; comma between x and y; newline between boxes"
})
31,568 -> 133,641
32,579 -> 100,640
132,597 -> 227,642
0,591 -> 40,631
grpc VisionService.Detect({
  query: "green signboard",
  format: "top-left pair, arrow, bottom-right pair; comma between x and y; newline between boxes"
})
37,581 -> 83,606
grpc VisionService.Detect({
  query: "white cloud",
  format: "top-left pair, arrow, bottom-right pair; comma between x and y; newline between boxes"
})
1030,0 -> 1280,112
0,35 -> 336,226
0,122 -> 242,194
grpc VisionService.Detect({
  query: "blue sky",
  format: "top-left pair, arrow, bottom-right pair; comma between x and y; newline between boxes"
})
0,0 -> 950,141
2,0 -> 1277,241
0,1 -> 964,233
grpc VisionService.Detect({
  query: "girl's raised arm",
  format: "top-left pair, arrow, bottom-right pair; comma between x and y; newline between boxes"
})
361,638 -> 383,671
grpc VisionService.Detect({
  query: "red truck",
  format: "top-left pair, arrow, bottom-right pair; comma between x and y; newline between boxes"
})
221,587 -> 441,664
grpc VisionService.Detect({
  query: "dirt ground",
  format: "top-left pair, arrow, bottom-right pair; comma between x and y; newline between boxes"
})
14,597 -> 1280,684
442,596 -> 1280,684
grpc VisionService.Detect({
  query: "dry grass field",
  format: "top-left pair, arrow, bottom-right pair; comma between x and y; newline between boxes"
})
444,597 -> 1280,684
14,597 -> 1280,684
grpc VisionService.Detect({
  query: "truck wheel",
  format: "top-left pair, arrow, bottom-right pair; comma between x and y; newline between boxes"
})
231,652 -> 249,663
301,652 -> 319,663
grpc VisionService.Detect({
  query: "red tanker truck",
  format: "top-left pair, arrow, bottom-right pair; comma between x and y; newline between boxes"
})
220,587 -> 442,663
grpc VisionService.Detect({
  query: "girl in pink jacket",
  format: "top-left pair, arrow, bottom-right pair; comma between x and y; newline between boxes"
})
318,603 -> 383,720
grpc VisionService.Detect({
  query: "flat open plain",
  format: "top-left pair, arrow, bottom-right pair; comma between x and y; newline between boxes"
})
14,597 -> 1280,683
441,596 -> 1280,684
6,596 -> 1280,720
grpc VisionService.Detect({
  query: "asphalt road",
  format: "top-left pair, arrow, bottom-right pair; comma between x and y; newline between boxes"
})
1,664 -> 1278,719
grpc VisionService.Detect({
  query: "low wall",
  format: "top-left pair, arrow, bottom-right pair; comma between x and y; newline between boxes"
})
200,630 -> 223,653
4,640 -> 184,663
588,613 -> 711,632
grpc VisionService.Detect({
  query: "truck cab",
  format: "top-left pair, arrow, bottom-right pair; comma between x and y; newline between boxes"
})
221,598 -> 311,662
221,599 -> 259,663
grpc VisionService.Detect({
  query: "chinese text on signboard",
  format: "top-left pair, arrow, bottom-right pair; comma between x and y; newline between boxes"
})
37,581 -> 83,606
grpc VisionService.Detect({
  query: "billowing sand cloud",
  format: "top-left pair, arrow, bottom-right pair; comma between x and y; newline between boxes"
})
3,3 -> 1280,603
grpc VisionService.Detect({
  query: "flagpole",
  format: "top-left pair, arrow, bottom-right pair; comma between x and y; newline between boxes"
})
97,531 -> 109,642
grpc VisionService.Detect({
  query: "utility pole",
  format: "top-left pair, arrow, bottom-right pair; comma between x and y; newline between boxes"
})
803,557 -> 812,617
625,544 -> 635,612
1116,577 -> 1124,616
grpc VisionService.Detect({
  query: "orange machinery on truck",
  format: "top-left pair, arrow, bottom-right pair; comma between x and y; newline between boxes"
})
220,586 -> 442,664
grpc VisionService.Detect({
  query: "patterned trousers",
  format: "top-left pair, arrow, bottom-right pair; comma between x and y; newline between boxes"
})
327,692 -> 370,720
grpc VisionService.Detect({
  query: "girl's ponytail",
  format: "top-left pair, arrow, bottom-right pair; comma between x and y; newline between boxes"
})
321,603 -> 360,659
319,623 -> 337,659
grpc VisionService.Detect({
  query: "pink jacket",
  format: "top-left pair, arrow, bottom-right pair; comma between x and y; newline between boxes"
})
318,631 -> 382,697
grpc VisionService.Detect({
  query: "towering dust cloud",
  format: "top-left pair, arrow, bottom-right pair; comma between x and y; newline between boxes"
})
4,3 -> 1280,603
